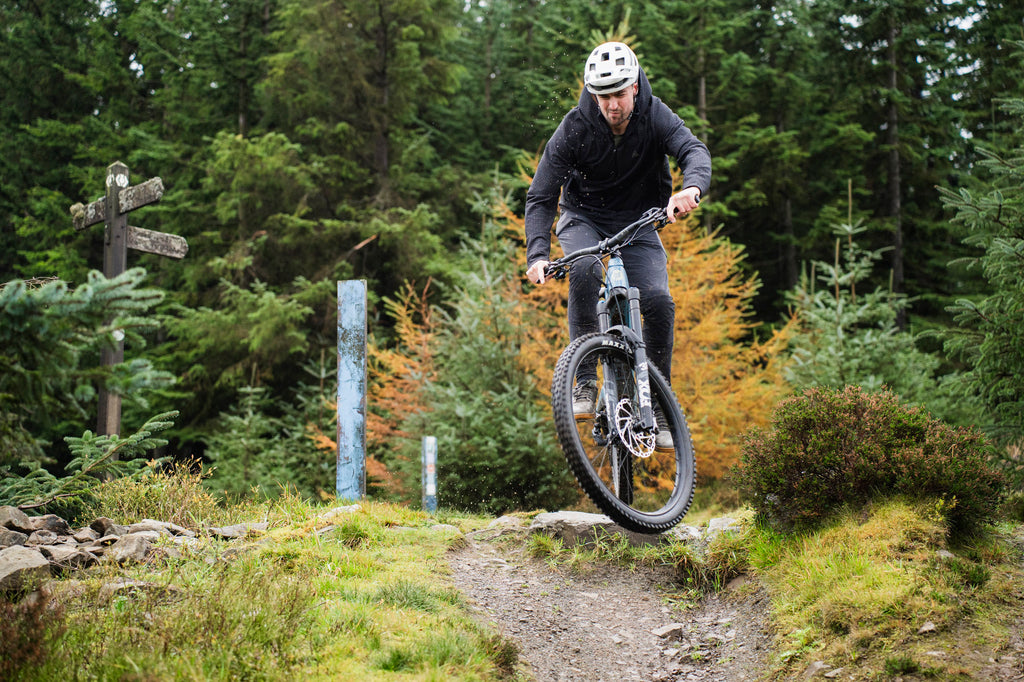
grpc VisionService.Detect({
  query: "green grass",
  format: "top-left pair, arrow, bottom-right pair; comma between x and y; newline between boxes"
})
746,499 -> 1024,680
3,472 -> 522,681
3,469 -> 1021,682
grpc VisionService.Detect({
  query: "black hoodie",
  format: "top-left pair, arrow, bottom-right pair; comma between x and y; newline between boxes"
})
524,68 -> 712,267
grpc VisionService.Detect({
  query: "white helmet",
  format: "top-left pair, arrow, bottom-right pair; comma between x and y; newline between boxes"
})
583,42 -> 639,95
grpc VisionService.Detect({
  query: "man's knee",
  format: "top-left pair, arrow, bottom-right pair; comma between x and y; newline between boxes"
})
642,291 -> 675,322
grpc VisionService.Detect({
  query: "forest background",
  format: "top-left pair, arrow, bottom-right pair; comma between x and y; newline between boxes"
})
2,0 -> 1023,514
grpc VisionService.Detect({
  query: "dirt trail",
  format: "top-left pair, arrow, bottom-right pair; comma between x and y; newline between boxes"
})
447,526 -> 773,682
448,520 -> 1024,682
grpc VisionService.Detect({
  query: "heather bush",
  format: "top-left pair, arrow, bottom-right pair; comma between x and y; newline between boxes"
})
0,593 -> 66,680
734,386 -> 1004,533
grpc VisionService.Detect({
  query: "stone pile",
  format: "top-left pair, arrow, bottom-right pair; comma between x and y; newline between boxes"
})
0,505 -> 268,594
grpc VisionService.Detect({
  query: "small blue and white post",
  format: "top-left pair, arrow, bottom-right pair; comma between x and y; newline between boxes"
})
336,280 -> 367,502
422,436 -> 438,513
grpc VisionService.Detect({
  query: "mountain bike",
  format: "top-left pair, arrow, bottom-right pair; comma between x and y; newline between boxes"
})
545,207 -> 696,534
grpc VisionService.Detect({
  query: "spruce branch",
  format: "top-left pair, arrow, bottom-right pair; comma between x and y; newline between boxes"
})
0,411 -> 177,511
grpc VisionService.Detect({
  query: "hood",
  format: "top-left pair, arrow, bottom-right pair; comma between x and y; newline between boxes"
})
577,66 -> 653,130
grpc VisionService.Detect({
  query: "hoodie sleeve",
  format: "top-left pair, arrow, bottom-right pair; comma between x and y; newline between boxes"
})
524,116 -> 576,267
652,99 -> 712,196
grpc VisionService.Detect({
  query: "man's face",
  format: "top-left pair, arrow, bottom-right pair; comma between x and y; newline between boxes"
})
594,83 -> 638,132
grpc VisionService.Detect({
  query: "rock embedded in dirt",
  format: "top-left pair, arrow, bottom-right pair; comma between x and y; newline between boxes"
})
207,522 -> 269,539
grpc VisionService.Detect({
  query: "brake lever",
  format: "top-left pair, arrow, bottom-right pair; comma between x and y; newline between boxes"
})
543,262 -> 568,281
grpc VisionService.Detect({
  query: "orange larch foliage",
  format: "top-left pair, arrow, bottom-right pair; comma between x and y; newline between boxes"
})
366,281 -> 436,446
662,219 -> 793,479
494,196 -> 570,397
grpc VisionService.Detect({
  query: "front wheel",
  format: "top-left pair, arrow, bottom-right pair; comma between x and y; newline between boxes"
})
551,333 -> 696,534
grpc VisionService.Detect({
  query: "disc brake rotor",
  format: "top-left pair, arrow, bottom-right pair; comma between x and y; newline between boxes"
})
614,397 -> 655,458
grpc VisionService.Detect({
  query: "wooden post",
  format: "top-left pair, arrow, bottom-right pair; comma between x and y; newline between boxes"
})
96,162 -> 130,436
70,161 -> 186,438
336,280 -> 367,501
422,436 -> 437,513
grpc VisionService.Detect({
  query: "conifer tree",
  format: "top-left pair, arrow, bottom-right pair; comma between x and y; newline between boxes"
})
783,221 -> 973,425
0,268 -> 172,470
938,96 -> 1024,443
406,191 -> 576,513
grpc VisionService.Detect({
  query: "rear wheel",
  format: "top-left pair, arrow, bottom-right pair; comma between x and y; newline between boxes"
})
551,333 -> 696,533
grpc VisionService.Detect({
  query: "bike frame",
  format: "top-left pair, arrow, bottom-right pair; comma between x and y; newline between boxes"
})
544,206 -> 670,442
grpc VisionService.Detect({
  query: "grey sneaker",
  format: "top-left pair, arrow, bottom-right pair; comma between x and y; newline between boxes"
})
572,381 -> 598,420
654,403 -> 674,452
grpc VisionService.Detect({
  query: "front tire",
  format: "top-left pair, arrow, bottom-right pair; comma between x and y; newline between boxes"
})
551,333 -> 696,534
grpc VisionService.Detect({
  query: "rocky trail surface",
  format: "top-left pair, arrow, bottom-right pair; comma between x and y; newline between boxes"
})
448,512 -> 1024,682
447,513 -> 773,682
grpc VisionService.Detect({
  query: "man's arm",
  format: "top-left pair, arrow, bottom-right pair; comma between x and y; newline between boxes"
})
658,106 -> 711,222
652,98 -> 712,199
524,121 -> 576,269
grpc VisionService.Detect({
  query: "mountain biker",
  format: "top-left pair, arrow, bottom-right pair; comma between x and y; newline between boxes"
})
524,41 -> 712,451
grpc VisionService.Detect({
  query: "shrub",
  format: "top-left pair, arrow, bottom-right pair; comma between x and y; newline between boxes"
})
733,386 -> 1004,533
0,593 -> 66,680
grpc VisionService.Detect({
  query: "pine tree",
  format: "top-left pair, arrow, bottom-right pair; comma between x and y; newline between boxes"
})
783,220 -> 974,425
0,268 -> 172,469
410,196 -> 576,514
938,96 -> 1024,443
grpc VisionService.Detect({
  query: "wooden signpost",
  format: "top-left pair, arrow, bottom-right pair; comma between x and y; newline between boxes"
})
70,161 -> 188,437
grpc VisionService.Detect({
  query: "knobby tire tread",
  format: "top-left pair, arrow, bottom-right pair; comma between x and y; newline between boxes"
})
551,333 -> 696,534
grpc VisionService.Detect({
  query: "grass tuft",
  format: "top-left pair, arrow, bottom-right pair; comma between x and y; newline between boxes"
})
77,459 -> 224,529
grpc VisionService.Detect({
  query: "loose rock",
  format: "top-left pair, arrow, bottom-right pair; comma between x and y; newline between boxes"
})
1,504 -> 272,594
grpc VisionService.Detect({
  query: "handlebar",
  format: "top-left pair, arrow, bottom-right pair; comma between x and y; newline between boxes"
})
543,207 -> 670,280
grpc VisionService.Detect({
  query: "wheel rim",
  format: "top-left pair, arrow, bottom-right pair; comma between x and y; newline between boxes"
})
567,342 -> 686,517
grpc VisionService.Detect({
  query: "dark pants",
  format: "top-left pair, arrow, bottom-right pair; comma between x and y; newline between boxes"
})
555,210 -> 675,384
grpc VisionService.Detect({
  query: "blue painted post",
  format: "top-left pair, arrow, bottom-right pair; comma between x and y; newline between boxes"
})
337,280 -> 367,501
422,436 -> 438,513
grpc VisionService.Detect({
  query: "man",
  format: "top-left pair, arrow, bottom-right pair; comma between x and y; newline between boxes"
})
524,41 -> 711,450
